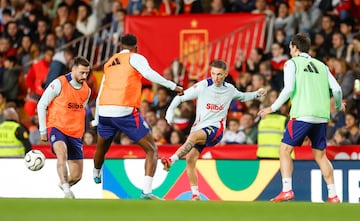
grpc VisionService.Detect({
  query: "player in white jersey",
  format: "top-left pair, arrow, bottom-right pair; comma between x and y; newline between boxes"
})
161,60 -> 266,200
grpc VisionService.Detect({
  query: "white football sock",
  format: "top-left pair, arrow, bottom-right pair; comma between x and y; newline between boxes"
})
93,168 -> 101,177
282,178 -> 292,192
327,184 -> 337,198
170,154 -> 179,163
191,186 -> 199,195
62,183 -> 71,193
143,176 -> 153,194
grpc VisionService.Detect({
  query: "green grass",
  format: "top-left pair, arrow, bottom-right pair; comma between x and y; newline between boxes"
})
0,198 -> 359,221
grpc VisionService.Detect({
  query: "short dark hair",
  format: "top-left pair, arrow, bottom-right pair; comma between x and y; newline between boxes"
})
121,34 -> 137,47
291,33 -> 311,53
73,56 -> 90,67
210,59 -> 227,70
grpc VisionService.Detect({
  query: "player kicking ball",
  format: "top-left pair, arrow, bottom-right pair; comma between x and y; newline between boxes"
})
161,59 -> 266,200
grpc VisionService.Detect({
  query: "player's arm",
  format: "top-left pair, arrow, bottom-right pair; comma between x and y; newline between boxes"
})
90,76 -> 105,127
165,81 -> 201,124
327,66 -> 344,111
15,126 -> 32,154
233,88 -> 265,102
130,53 -> 183,95
37,79 -> 61,139
270,60 -> 295,112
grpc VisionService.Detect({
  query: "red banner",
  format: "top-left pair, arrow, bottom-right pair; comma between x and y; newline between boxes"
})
33,144 -> 360,161
125,14 -> 265,86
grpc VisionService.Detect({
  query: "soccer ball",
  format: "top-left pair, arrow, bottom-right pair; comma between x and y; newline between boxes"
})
24,150 -> 46,171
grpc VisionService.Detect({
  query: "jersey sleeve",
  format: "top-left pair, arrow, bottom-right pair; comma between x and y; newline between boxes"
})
37,79 -> 61,134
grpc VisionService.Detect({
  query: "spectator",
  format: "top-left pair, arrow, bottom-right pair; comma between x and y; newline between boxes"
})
44,48 -> 75,89
219,118 -> 246,144
62,21 -> 83,52
169,129 -> 186,145
141,0 -> 159,16
330,32 -> 348,60
252,0 -> 275,51
177,0 -> 203,14
343,112 -> 360,144
226,0 -> 255,13
209,0 -> 226,14
32,17 -> 51,54
24,47 -> 54,117
274,2 -> 296,44
159,0 -> 178,15
318,14 -> 336,55
101,0 -> 123,26
145,110 -> 158,127
42,0 -> 62,19
152,125 -> 167,145
152,86 -> 171,119
294,0 -> 322,39
235,47 -> 265,75
0,36 -> 17,68
52,2 -> 76,32
83,130 -> 97,145
327,97 -> 346,140
76,1 -> 98,35
332,58 -> 355,100
345,33 -> 360,74
3,21 -> 23,49
328,127 -> 351,145
339,17 -> 356,44
126,0 -> 143,15
0,55 -> 19,103
312,32 -> 328,61
54,25 -> 66,48
239,112 -> 258,144
16,34 -> 40,74
44,32 -> 57,50
0,107 -> 32,158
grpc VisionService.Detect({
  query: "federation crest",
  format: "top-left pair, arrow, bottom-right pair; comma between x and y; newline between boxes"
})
180,29 -> 209,80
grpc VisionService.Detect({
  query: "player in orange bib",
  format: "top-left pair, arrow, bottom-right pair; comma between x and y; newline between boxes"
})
37,56 -> 92,198
92,34 -> 183,200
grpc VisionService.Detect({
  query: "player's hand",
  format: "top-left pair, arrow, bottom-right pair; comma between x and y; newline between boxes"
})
257,88 -> 266,97
257,107 -> 272,119
90,119 -> 98,128
40,134 -> 48,142
174,86 -> 184,96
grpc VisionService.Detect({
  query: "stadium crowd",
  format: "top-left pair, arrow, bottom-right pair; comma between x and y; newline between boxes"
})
1,0 -> 360,148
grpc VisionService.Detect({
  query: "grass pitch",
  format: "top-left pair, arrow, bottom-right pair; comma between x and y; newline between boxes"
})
1,198 -> 358,221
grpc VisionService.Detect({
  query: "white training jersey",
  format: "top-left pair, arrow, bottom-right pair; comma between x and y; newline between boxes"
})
166,78 -> 259,132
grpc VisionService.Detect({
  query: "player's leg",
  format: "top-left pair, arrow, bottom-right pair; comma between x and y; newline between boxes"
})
53,140 -> 74,198
93,135 -> 112,169
186,148 -> 200,200
67,159 -> 83,186
53,140 -> 69,185
161,129 -> 207,171
136,133 -> 162,199
93,116 -> 116,183
310,123 -> 340,203
137,133 -> 158,177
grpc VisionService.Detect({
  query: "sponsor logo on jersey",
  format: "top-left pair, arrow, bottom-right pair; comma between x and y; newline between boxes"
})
68,103 -> 84,109
206,103 -> 224,111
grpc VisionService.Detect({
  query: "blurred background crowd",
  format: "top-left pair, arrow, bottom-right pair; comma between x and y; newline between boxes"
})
0,0 -> 360,148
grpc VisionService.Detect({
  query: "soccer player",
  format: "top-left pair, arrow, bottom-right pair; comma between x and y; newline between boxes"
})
161,59 -> 266,200
37,56 -> 92,198
92,34 -> 183,200
258,33 -> 345,203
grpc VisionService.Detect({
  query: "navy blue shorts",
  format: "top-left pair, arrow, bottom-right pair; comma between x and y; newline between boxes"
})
194,126 -> 224,153
97,110 -> 150,143
48,127 -> 84,160
282,119 -> 327,150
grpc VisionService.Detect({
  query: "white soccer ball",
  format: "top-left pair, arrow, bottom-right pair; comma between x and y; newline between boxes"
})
24,150 -> 46,171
